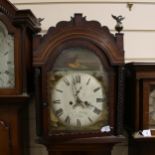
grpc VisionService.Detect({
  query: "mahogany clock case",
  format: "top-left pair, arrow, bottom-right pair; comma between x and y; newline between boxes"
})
0,1 -> 126,154
1,1 -> 155,154
33,13 -> 125,145
125,63 -> 155,132
125,63 -> 155,155
0,1 -> 40,155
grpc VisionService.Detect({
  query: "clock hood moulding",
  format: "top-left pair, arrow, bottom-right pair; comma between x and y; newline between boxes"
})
0,0 -> 41,32
0,0 -> 17,18
33,13 -> 124,66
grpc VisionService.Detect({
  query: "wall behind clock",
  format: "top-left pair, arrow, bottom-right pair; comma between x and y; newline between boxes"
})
11,0 -> 155,63
10,0 -> 155,154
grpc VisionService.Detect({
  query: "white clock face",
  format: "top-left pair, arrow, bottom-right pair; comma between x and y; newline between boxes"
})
149,89 -> 155,126
51,72 -> 106,128
0,21 -> 15,88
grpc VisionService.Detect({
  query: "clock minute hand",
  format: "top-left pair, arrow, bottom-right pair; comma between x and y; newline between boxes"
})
75,86 -> 82,96
77,96 -> 85,107
71,78 -> 85,108
84,101 -> 95,108
84,102 -> 102,114
71,84 -> 81,109
71,81 -> 82,98
73,96 -> 85,109
71,84 -> 77,99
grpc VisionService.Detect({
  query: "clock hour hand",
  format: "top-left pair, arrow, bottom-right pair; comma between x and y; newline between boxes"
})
71,80 -> 84,109
84,101 -> 96,108
84,101 -> 102,115
84,101 -> 93,107
73,96 -> 85,109
75,86 -> 82,96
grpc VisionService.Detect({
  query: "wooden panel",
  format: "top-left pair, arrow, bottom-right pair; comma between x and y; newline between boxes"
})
48,144 -> 113,155
0,121 -> 11,155
49,151 -> 111,155
130,142 -> 155,155
0,107 -> 22,155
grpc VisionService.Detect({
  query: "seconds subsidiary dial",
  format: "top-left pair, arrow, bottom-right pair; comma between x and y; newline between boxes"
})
51,72 -> 106,129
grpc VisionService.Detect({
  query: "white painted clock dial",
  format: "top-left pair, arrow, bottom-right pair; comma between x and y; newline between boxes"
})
51,72 -> 106,128
0,21 -> 15,88
149,89 -> 155,126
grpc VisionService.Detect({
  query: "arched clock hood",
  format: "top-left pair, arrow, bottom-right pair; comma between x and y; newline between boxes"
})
33,13 -> 124,66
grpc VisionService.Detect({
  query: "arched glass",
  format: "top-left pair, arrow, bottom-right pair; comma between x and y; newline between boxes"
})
48,47 -> 109,131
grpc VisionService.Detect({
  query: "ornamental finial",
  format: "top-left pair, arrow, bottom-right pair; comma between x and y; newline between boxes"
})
112,14 -> 125,33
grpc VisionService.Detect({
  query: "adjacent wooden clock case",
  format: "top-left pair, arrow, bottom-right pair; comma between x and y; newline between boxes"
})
34,14 -> 126,155
0,1 -> 40,155
125,63 -> 155,155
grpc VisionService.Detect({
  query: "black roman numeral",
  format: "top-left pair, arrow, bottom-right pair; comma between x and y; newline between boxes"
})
7,61 -> 12,65
4,52 -> 8,56
93,107 -> 101,115
53,100 -> 61,104
55,108 -> 63,117
63,78 -> 70,86
88,117 -> 93,123
56,89 -> 63,93
96,98 -> 104,102
5,70 -> 9,75
76,119 -> 81,127
65,116 -> 70,125
86,78 -> 91,85
72,75 -> 81,85
93,87 -> 101,92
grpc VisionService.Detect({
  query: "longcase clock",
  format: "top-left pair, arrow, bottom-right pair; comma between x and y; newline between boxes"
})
0,1 -> 40,155
125,62 -> 155,155
33,14 -> 126,155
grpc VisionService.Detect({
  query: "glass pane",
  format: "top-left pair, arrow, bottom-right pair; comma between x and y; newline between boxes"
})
48,47 -> 109,132
0,21 -> 15,88
149,87 -> 155,128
